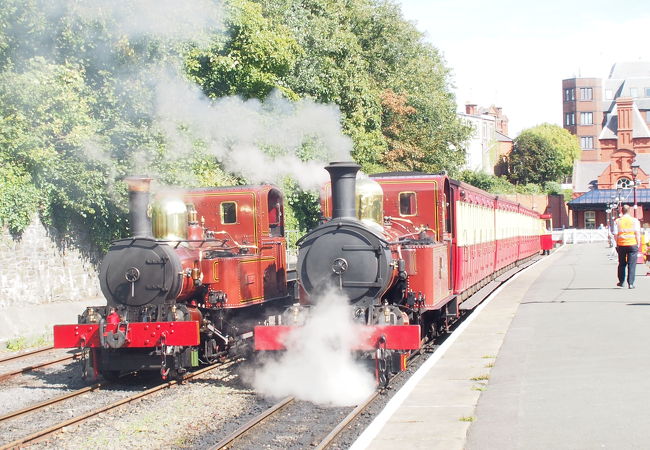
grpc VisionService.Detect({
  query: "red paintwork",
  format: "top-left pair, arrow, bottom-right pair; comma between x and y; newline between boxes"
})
54,185 -> 289,356
321,173 -> 542,313
540,213 -> 553,252
254,324 -> 421,351
181,185 -> 289,307
53,321 -> 200,348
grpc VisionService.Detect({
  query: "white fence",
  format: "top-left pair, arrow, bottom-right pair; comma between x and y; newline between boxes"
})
554,229 -> 610,244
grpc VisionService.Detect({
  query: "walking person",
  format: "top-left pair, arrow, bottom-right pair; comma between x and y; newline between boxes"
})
613,205 -> 641,289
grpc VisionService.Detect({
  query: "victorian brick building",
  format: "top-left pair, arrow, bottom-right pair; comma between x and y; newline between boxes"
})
565,62 -> 650,228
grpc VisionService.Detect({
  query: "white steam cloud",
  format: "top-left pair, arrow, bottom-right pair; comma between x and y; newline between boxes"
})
253,291 -> 375,406
43,0 -> 352,189
62,0 -> 222,45
154,74 -> 352,189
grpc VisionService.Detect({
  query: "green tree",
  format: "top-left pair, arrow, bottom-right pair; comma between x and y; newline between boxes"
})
525,123 -> 580,175
185,0 -> 301,100
508,124 -> 578,184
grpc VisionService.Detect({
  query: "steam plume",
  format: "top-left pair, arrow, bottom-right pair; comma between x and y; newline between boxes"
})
252,291 -> 375,406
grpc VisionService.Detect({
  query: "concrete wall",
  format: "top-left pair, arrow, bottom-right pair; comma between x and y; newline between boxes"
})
0,217 -> 105,343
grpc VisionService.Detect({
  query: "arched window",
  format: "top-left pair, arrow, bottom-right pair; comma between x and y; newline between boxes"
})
617,177 -> 632,189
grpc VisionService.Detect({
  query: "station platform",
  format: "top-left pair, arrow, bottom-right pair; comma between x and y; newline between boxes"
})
351,243 -> 650,449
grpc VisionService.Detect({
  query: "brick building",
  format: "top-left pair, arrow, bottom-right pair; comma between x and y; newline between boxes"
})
564,62 -> 650,228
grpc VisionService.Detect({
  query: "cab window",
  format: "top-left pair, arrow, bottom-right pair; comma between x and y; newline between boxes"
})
399,192 -> 417,216
221,202 -> 237,224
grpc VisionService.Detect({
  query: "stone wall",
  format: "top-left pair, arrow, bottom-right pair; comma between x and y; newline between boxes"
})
0,217 -> 102,308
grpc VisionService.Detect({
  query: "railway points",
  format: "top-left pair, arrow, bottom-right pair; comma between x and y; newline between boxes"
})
351,243 -> 650,449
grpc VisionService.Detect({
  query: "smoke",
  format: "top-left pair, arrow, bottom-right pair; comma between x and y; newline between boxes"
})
153,74 -> 351,189
252,291 -> 375,406
51,0 -> 351,189
51,0 -> 222,46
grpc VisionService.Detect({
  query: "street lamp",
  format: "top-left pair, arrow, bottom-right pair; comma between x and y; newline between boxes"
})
631,162 -> 640,218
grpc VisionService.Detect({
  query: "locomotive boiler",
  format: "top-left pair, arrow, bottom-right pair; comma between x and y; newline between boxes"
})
54,177 -> 292,380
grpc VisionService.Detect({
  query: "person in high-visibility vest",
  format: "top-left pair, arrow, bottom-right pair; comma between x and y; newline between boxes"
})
613,205 -> 641,289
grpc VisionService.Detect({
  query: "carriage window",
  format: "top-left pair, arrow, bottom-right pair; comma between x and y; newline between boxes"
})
399,192 -> 417,216
221,202 -> 237,224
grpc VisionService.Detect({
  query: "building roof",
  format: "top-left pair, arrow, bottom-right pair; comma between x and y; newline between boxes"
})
568,188 -> 650,210
609,62 -> 650,79
573,161 -> 610,193
599,102 -> 650,140
495,131 -> 512,142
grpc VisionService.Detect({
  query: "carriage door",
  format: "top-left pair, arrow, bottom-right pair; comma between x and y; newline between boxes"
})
443,180 -> 453,291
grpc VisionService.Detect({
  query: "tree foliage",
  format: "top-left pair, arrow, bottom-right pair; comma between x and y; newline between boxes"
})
508,124 -> 579,185
0,0 -> 472,249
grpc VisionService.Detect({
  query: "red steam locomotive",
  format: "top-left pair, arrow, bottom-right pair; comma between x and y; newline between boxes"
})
54,177 -> 292,380
254,162 -> 544,381
54,161 -> 545,382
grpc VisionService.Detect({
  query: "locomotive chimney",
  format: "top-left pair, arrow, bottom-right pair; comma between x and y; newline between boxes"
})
125,176 -> 153,238
325,161 -> 361,219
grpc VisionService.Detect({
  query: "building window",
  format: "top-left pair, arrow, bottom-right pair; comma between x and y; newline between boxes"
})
564,88 -> 575,102
647,111 -> 650,122
580,87 -> 593,101
605,89 -> 613,99
565,112 -> 575,126
580,136 -> 594,149
584,211 -> 596,229
617,178 -> 632,189
580,112 -> 593,125
630,87 -> 638,97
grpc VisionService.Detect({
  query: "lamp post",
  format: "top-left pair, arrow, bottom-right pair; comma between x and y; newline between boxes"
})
631,162 -> 640,218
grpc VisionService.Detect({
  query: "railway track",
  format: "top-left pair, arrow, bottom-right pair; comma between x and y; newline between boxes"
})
0,353 -> 79,383
211,344 -> 435,450
0,359 -> 239,449
0,346 -> 55,364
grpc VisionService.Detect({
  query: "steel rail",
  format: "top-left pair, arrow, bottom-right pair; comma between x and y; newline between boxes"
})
314,391 -> 379,450
211,396 -> 295,450
0,346 -> 55,364
0,361 -> 232,449
0,382 -> 105,424
0,354 -> 77,383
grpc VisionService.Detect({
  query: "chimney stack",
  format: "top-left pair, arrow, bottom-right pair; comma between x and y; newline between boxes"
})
616,97 -> 634,147
325,162 -> 361,220
124,176 -> 153,238
465,104 -> 477,115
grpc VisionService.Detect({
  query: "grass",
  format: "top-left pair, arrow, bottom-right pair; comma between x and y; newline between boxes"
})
459,416 -> 475,422
470,374 -> 490,381
4,334 -> 50,352
484,362 -> 495,368
471,385 -> 486,392
481,354 -> 496,359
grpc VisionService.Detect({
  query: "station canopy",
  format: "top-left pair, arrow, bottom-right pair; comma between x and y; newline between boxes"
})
568,188 -> 650,211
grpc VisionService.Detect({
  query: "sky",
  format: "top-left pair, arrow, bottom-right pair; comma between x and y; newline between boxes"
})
396,0 -> 650,137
